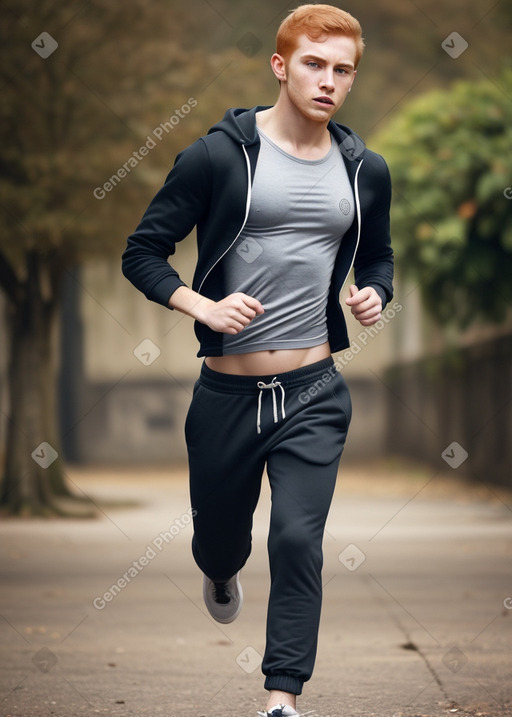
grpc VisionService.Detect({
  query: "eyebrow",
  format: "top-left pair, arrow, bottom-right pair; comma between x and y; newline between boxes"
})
301,53 -> 355,70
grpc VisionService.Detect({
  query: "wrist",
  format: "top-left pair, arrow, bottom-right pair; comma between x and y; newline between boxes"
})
193,296 -> 215,324
168,286 -> 215,323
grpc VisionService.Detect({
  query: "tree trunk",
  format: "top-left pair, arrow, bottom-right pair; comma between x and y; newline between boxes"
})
0,252 -> 78,515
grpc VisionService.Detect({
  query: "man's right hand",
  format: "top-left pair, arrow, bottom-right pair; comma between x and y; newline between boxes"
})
169,286 -> 264,334
198,292 -> 264,334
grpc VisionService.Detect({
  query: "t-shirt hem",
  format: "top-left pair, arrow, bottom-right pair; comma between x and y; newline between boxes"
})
222,334 -> 329,355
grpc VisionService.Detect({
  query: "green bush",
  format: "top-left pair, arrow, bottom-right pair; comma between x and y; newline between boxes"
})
373,69 -> 512,326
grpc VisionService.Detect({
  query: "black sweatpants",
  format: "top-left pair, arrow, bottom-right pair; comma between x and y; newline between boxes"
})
184,356 -> 352,696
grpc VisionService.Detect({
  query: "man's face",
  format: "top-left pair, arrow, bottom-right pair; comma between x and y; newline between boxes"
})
279,33 -> 357,122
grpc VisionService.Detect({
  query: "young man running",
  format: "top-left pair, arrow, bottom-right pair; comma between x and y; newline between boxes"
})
122,5 -> 393,715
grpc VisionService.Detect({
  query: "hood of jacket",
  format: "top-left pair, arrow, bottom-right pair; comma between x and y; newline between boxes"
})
207,106 -> 366,161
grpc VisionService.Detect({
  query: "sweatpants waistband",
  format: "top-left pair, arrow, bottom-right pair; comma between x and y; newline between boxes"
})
199,356 -> 336,395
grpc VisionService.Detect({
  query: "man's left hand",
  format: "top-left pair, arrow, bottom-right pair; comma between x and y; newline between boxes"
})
345,284 -> 382,326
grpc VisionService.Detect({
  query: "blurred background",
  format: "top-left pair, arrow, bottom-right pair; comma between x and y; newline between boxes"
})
1,0 -> 511,515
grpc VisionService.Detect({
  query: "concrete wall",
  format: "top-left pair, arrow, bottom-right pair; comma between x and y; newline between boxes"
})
59,256 -> 201,465
383,334 -> 512,487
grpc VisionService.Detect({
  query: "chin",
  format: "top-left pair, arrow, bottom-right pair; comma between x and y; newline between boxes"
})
294,104 -> 333,122
310,108 -> 337,122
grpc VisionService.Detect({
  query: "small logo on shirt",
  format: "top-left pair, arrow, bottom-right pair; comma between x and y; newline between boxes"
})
339,198 -> 351,215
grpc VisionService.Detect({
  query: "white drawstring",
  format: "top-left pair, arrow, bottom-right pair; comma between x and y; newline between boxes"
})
256,377 -> 286,434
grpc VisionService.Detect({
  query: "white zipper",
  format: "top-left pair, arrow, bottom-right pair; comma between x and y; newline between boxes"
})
340,157 -> 364,292
198,145 -> 253,295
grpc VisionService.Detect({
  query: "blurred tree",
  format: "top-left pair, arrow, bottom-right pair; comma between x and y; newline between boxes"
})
373,69 -> 512,327
0,0 -> 221,515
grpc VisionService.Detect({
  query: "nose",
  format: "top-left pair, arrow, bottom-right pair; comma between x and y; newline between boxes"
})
319,68 -> 335,91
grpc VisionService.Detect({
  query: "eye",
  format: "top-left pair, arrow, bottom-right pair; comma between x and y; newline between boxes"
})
307,61 -> 320,68
335,67 -> 348,75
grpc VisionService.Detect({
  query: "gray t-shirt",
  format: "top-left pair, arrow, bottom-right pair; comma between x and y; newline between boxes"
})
222,128 -> 355,354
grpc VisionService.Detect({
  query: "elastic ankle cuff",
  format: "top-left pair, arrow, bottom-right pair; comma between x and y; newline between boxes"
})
264,674 -> 303,695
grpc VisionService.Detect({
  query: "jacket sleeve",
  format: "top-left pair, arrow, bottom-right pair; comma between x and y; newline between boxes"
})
353,153 -> 394,308
121,138 -> 212,308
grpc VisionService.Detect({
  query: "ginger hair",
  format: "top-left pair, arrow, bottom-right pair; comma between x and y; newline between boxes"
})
276,4 -> 364,67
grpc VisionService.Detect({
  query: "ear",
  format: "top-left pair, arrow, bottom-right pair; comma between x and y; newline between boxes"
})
270,53 -> 287,82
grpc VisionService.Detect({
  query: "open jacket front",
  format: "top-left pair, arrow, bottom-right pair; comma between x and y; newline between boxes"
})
122,106 -> 394,357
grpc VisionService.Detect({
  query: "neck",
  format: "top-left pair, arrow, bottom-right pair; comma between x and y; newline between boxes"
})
257,93 -> 332,154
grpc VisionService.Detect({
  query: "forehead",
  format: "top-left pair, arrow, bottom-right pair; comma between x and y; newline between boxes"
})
291,33 -> 357,67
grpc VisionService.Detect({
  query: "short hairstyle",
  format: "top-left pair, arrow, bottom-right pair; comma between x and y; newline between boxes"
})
276,4 -> 365,68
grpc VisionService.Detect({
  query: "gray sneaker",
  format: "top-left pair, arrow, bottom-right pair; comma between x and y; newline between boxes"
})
257,706 -> 299,717
202,571 -> 243,624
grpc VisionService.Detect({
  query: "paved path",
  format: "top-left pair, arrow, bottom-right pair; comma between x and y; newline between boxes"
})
1,461 -> 511,717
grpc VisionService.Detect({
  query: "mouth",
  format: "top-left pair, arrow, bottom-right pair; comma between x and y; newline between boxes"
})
313,96 -> 335,106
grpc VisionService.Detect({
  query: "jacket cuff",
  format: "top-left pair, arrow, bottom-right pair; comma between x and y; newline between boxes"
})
148,276 -> 187,309
368,283 -> 390,310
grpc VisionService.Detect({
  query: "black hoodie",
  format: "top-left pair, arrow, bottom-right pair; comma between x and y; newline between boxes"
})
122,106 -> 394,357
